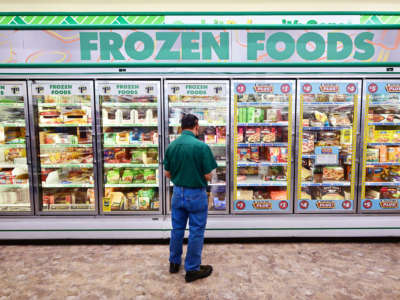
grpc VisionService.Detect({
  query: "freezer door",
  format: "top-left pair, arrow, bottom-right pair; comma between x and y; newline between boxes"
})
96,80 -> 162,214
31,81 -> 97,214
360,79 -> 400,213
0,81 -> 33,214
295,79 -> 361,213
231,80 -> 295,214
164,80 -> 230,214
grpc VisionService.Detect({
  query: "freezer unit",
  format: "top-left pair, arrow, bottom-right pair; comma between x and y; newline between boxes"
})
360,79 -> 400,213
96,81 -> 162,214
296,80 -> 361,213
232,80 -> 294,213
164,80 -> 230,214
0,81 -> 33,214
31,81 -> 96,213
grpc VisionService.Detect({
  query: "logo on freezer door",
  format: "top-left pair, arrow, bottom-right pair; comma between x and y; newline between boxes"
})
78,86 -> 87,94
346,83 -> 356,94
145,86 -> 154,94
368,83 -> 378,94
171,86 -> 180,94
342,200 -> 352,209
214,86 -> 223,94
302,84 -> 312,93
236,84 -> 246,94
280,84 -> 291,94
235,201 -> 245,210
102,86 -> 111,94
363,200 -> 372,209
279,200 -> 289,210
35,86 -> 44,94
299,200 -> 309,209
11,86 -> 20,95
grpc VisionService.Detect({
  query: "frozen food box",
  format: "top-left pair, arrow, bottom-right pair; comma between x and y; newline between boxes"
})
237,127 -> 244,143
322,166 -> 344,181
261,127 -> 276,142
216,127 -> 226,144
388,147 -> 400,162
374,130 -> 392,143
366,148 -> 379,162
245,127 -> 260,143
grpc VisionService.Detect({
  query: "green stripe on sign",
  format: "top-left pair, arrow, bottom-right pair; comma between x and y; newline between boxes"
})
135,16 -> 147,24
83,16 -> 96,24
41,16 -> 55,24
0,16 -> 13,24
65,16 -> 77,24
153,16 -> 165,24
75,16 -> 86,23
144,16 -> 156,24
117,16 -> 128,24
94,15 -> 106,24
22,16 -> 34,24
360,15 -> 369,24
32,16 -> 45,24
125,16 -> 137,23
102,16 -> 114,24
52,16 -> 65,25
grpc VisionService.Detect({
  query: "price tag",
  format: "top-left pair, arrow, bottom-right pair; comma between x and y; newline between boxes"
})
315,146 -> 339,165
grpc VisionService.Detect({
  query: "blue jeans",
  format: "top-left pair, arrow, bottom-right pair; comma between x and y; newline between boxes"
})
169,185 -> 208,272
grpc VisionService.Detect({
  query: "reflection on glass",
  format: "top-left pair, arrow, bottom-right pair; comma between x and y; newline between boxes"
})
0,87 -> 30,212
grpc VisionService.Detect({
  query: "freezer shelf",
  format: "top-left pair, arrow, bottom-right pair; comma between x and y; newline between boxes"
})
238,122 -> 288,127
237,102 -> 289,107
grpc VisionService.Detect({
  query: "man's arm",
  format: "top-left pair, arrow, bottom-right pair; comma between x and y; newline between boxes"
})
204,172 -> 212,182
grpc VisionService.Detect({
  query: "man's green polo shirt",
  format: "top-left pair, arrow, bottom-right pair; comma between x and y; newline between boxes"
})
164,130 -> 217,188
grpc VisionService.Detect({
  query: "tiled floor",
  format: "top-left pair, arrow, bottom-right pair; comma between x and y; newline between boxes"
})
0,242 -> 399,300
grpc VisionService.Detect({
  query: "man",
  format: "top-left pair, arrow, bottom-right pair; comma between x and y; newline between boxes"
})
164,113 -> 217,283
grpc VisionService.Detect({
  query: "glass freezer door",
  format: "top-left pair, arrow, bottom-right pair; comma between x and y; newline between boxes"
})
360,80 -> 400,212
165,80 -> 229,214
0,82 -> 32,213
296,80 -> 361,213
232,80 -> 294,213
97,81 -> 161,213
31,81 -> 96,213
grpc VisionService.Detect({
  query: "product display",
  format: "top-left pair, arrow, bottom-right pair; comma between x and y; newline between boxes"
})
361,80 -> 400,212
297,80 -> 360,212
233,80 -> 293,213
166,80 -> 229,213
98,81 -> 161,213
33,81 -> 95,212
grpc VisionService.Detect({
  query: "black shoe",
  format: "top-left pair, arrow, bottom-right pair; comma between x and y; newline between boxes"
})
185,265 -> 213,283
169,263 -> 181,273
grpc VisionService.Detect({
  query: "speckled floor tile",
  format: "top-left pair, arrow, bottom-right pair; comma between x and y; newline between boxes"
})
0,242 -> 399,300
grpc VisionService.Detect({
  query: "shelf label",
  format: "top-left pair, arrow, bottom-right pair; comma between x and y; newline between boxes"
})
0,84 -> 24,97
32,82 -> 92,96
315,146 -> 339,165
167,82 -> 227,97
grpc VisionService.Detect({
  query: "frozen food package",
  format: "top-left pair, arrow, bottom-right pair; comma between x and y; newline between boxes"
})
266,109 -> 281,122
146,148 -> 158,163
261,127 -> 276,142
107,169 -> 120,184
216,127 -> 226,144
329,113 -> 351,126
379,145 -> 387,162
374,130 -> 392,143
247,107 -> 256,123
245,127 -> 260,143
388,147 -> 400,162
302,132 -> 314,153
204,127 -> 216,144
301,167 -> 313,181
372,168 -> 385,182
104,133 -> 116,145
366,148 -> 379,162
132,168 -> 144,183
392,130 -> 400,143
255,108 -> 265,123
365,189 -> 380,200
322,166 -> 344,181
237,189 -> 253,200
120,169 -> 134,184
268,147 -> 281,163
143,168 -> 156,183
250,147 -> 259,162
237,127 -> 244,143
138,188 -> 155,210
300,190 -> 312,200
131,149 -> 147,164
314,111 -> 328,124
239,148 -> 250,161
321,187 -> 344,200
270,190 -> 287,201
238,107 -> 247,123
340,129 -> 352,145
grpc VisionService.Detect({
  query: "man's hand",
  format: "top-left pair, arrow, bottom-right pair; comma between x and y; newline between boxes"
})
204,172 -> 212,182
165,170 -> 171,178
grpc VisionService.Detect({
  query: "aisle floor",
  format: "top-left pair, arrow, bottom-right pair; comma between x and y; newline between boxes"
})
0,241 -> 399,300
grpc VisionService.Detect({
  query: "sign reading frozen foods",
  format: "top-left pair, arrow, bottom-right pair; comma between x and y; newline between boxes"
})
97,81 -> 159,96
31,81 -> 93,96
167,82 -> 227,97
1,29 -> 400,64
